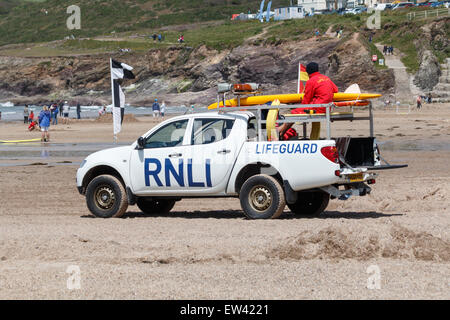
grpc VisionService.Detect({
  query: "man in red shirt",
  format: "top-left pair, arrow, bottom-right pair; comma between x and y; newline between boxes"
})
278,62 -> 338,139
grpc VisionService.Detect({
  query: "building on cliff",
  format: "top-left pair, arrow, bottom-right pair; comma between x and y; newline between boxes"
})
274,6 -> 307,20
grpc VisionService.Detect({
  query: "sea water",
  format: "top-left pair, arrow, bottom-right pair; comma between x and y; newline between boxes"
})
0,102 -> 198,122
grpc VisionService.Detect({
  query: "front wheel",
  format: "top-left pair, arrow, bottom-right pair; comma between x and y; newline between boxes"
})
85,175 -> 128,218
287,191 -> 329,216
136,198 -> 176,214
239,174 -> 286,219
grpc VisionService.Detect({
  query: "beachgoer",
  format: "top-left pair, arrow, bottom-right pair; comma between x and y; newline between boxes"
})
62,101 -> 70,124
23,105 -> 29,124
59,100 -> 64,117
278,62 -> 338,139
427,93 -> 432,104
29,110 -> 34,123
158,34 -> 162,42
152,34 -> 157,41
52,104 -> 58,125
416,95 -> 422,109
28,120 -> 38,131
152,99 -> 160,118
76,102 -> 81,119
38,106 -> 51,142
98,106 -> 106,116
160,101 -> 166,118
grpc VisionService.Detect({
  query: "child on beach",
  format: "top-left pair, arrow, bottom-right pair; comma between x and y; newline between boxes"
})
28,119 -> 38,131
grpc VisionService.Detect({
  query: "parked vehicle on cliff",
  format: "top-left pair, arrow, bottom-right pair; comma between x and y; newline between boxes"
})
392,2 -> 414,9
77,85 -> 407,219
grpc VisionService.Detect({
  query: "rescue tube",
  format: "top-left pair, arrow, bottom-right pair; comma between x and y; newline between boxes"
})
208,93 -> 381,109
0,138 -> 41,143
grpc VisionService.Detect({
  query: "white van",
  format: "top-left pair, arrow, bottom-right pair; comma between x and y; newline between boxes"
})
375,3 -> 392,10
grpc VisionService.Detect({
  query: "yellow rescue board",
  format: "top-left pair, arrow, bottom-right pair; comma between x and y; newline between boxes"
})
208,93 -> 381,109
0,138 -> 41,143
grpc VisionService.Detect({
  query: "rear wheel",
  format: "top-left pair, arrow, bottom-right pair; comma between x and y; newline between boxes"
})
287,191 -> 329,216
136,198 -> 176,214
86,175 -> 128,218
239,174 -> 286,219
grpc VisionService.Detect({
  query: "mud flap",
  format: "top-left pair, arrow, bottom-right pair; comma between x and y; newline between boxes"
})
283,180 -> 298,204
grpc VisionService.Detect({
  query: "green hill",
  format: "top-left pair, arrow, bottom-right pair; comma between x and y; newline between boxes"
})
0,0 -> 290,45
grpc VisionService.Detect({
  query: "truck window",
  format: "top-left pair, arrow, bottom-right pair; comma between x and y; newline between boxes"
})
191,119 -> 234,145
144,119 -> 188,148
247,118 -> 257,140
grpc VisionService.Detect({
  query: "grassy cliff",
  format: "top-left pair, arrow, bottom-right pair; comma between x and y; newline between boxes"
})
0,0 -> 290,45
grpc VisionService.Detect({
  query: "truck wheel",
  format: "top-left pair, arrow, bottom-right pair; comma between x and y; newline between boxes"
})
239,174 -> 286,219
287,191 -> 329,216
136,198 -> 176,214
85,175 -> 128,218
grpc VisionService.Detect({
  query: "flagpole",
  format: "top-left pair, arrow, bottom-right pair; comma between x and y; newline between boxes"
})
297,62 -> 301,94
110,58 -> 117,144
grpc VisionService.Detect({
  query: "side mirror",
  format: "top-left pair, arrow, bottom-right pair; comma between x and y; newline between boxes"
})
137,137 -> 145,150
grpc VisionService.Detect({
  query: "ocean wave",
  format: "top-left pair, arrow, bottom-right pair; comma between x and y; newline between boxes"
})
0,102 -> 14,107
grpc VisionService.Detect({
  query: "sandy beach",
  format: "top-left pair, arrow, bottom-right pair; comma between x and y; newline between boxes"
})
0,103 -> 449,299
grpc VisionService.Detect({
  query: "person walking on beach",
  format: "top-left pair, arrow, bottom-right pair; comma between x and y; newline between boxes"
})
29,110 -> 34,124
52,104 -> 59,125
152,99 -> 160,118
38,106 -> 51,142
76,102 -> 81,119
416,95 -> 422,109
160,101 -> 166,118
23,105 -> 29,124
62,101 -> 70,124
59,100 -> 64,117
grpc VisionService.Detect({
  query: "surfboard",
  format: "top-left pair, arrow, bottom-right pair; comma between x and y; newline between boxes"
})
0,138 -> 41,143
208,93 -> 381,109
333,100 -> 370,107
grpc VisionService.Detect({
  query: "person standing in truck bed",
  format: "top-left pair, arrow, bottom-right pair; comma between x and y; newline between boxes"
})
277,62 -> 338,139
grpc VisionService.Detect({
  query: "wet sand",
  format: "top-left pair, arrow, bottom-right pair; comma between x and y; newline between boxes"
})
0,103 -> 449,299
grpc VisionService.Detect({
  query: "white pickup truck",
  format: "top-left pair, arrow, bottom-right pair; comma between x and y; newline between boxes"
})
76,105 -> 406,219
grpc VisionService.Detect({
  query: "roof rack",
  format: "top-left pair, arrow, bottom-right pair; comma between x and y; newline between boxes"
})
197,84 -> 374,141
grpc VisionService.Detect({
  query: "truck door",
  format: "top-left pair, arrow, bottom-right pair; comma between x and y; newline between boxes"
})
129,118 -> 190,195
186,117 -> 239,194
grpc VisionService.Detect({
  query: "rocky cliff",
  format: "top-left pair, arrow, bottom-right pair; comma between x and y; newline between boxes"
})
0,36 -> 395,106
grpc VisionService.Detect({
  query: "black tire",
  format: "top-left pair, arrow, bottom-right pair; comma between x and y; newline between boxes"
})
85,174 -> 128,218
136,198 -> 176,214
239,174 -> 286,219
287,191 -> 329,216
